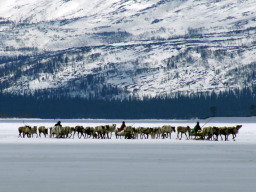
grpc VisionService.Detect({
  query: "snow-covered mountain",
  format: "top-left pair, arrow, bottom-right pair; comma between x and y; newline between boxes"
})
0,0 -> 256,99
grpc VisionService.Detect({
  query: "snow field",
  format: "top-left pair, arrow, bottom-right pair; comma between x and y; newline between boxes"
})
0,117 -> 256,192
0,117 -> 255,144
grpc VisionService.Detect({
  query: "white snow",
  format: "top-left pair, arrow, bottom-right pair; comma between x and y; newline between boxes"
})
1,0 -> 256,99
0,117 -> 256,192
1,0 -> 255,50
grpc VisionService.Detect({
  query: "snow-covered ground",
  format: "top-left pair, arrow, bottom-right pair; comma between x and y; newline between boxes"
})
0,117 -> 255,143
0,117 -> 256,192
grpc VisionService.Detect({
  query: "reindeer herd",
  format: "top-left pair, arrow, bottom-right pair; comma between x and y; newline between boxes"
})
18,124 -> 242,141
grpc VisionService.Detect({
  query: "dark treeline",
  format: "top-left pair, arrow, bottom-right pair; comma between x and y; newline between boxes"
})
1,86 -> 256,119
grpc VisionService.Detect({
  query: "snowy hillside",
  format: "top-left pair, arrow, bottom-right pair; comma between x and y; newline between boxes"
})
0,0 -> 256,99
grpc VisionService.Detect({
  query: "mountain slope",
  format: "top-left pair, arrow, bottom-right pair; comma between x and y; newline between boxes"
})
0,0 -> 256,100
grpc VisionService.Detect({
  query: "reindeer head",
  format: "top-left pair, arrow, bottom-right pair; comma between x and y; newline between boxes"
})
236,125 -> 242,130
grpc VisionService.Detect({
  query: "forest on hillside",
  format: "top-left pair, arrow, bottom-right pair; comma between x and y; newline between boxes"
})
1,86 -> 256,119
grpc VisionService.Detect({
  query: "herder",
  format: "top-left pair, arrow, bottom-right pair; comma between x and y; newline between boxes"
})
190,121 -> 201,135
119,121 -> 126,131
55,121 -> 62,127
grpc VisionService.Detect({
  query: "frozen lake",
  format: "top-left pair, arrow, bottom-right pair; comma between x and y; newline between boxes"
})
0,117 -> 256,192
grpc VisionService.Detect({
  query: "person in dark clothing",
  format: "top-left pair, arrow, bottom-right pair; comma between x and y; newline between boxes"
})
119,121 -> 126,131
55,121 -> 62,127
190,121 -> 201,135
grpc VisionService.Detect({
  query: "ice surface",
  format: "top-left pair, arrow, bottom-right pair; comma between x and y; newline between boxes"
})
0,117 -> 256,192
